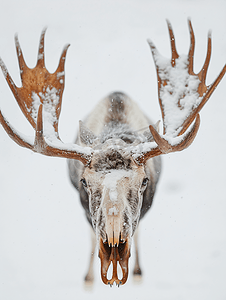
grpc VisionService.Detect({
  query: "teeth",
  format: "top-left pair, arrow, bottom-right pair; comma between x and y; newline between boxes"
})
108,236 -> 113,247
107,236 -> 118,247
106,215 -> 120,247
107,235 -> 125,247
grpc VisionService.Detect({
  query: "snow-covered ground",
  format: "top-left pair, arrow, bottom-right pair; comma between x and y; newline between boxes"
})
0,1 -> 226,299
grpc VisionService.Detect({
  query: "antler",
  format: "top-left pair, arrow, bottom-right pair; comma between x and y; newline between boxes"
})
134,19 -> 226,164
0,29 -> 92,165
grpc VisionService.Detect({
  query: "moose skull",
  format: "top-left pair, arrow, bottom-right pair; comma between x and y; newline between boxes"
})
80,139 -> 150,285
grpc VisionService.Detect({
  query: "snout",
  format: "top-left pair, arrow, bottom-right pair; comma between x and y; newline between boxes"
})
96,185 -> 133,286
97,207 -> 131,286
99,236 -> 130,286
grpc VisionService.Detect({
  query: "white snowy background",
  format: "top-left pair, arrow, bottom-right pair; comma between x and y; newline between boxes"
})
0,1 -> 226,299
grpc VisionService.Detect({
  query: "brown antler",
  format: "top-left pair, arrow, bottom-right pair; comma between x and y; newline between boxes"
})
134,19 -> 226,164
0,29 -> 92,165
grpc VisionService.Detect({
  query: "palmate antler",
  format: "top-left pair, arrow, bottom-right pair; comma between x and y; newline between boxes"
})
0,22 -> 225,166
0,29 -> 92,165
134,19 -> 226,164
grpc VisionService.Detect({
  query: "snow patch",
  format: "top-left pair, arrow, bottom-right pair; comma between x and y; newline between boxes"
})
57,71 -> 64,78
108,206 -> 119,216
103,169 -> 130,203
31,87 -> 59,141
153,52 -> 201,137
31,92 -> 41,122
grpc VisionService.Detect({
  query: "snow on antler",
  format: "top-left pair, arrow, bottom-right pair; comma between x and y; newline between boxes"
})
133,20 -> 226,165
149,48 -> 201,137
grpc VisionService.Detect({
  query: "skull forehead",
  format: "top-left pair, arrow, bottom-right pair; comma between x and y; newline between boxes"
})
90,146 -> 136,172
83,154 -> 145,188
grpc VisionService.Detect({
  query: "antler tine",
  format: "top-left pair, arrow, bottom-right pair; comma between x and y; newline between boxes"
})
197,31 -> 212,96
55,44 -> 70,74
0,58 -> 20,109
15,34 -> 29,78
147,40 -> 165,131
166,19 -> 179,67
36,27 -> 47,68
188,19 -> 195,75
34,104 -> 45,151
53,44 -> 70,125
0,110 -> 33,150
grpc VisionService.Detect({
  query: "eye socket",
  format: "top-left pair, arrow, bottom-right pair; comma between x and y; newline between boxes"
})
81,178 -> 87,188
142,177 -> 149,187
